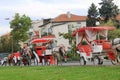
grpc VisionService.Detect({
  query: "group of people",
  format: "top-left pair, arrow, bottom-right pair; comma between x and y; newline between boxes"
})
0,43 -> 32,66
0,42 -> 67,66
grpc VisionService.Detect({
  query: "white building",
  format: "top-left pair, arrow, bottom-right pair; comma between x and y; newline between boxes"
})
38,12 -> 87,50
29,19 -> 52,39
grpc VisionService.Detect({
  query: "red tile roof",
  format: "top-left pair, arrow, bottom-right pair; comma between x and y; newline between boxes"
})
53,14 -> 87,22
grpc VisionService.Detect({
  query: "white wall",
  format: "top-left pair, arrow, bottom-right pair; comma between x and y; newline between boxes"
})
31,20 -> 43,31
52,23 -> 69,50
41,23 -> 52,35
38,21 -> 86,51
52,21 -> 86,50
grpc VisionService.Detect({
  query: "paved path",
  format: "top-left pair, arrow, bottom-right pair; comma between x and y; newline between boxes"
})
57,60 -> 113,66
0,60 -> 115,66
31,60 -> 114,66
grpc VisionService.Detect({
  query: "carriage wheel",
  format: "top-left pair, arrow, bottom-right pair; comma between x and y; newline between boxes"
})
111,59 -> 118,65
107,51 -> 118,65
80,57 -> 86,65
42,58 -> 45,66
93,56 -> 100,65
99,59 -> 103,65
117,53 -> 120,63
93,56 -> 102,65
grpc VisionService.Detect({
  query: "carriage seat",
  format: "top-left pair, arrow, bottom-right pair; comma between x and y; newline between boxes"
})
35,46 -> 46,56
78,45 -> 92,56
45,49 -> 52,55
93,40 -> 112,50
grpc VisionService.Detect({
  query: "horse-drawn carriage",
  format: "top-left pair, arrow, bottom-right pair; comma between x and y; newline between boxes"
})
72,26 -> 120,65
30,36 -> 58,65
6,35 -> 66,66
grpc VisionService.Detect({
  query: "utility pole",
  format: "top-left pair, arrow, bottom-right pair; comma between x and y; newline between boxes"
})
11,36 -> 13,53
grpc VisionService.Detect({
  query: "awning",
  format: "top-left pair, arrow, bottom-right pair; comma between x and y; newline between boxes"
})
30,35 -> 56,44
72,26 -> 115,36
30,38 -> 50,44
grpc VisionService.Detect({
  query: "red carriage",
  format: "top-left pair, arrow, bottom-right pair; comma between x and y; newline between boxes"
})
30,35 -> 58,65
72,26 -> 118,65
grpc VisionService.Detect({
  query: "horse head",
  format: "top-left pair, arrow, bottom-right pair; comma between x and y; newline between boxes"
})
112,38 -> 120,52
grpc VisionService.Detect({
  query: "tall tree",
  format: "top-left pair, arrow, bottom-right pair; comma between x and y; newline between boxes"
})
99,0 -> 119,22
10,13 -> 32,44
86,3 -> 98,26
0,35 -> 12,53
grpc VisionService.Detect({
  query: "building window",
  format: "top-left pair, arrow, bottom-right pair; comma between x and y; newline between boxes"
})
68,24 -> 73,31
48,28 -> 53,34
76,22 -> 81,28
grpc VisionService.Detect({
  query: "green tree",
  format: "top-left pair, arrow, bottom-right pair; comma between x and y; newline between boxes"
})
99,18 -> 120,40
10,13 -> 32,44
59,31 -> 75,45
59,27 -> 76,58
99,0 -> 119,22
100,19 -> 115,26
0,35 -> 20,53
86,3 -> 98,26
0,35 -> 11,53
108,29 -> 120,40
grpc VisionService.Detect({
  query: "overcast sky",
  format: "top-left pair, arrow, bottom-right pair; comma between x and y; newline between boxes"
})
0,0 -> 120,35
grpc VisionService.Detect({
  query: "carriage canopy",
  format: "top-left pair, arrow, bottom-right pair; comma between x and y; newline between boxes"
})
30,35 -> 56,44
72,26 -> 115,46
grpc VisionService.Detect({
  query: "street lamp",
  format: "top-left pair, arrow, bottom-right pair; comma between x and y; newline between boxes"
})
5,17 -> 14,54
11,36 -> 13,54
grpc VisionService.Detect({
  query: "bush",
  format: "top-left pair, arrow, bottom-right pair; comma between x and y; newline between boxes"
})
66,51 -> 79,61
82,40 -> 87,45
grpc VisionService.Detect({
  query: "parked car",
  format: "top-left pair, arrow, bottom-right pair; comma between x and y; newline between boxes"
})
0,53 -> 9,65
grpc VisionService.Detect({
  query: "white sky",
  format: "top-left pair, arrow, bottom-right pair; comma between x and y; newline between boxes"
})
0,0 -> 120,35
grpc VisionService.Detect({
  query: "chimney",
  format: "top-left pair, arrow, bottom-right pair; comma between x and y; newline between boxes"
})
67,11 -> 71,18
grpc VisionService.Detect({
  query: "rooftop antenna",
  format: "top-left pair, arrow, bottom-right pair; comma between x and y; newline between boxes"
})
67,11 -> 71,18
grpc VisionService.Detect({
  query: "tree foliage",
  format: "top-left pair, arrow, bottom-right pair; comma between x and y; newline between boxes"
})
0,35 -> 19,53
100,19 -> 115,26
0,36 -> 11,53
99,18 -> 120,40
99,0 -> 119,22
59,31 -> 75,45
10,13 -> 32,43
108,29 -> 120,40
86,3 -> 98,26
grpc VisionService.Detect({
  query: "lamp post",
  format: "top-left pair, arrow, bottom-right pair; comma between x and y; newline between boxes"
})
11,36 -> 13,54
6,17 -> 12,53
5,17 -> 14,54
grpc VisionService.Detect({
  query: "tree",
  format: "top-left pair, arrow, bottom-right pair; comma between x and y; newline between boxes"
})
99,18 -> 120,40
99,0 -> 119,22
0,34 -> 20,53
0,36 -> 10,53
59,25 -> 76,58
86,3 -> 98,26
100,19 -> 115,26
10,13 -> 32,44
108,29 -> 120,40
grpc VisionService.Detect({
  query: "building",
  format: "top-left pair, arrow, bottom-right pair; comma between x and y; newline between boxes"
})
38,12 -> 87,50
29,20 -> 43,39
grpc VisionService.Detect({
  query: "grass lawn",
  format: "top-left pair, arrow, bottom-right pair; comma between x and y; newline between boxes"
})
0,65 -> 120,80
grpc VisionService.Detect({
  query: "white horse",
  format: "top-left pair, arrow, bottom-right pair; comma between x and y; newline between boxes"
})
112,38 -> 120,63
